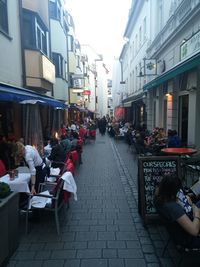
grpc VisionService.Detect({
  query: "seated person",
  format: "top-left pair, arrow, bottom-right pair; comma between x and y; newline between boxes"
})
167,129 -> 181,148
154,174 -> 200,248
48,139 -> 66,168
60,135 -> 71,155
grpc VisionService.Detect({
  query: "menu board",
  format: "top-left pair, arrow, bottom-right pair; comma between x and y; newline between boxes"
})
138,156 -> 181,223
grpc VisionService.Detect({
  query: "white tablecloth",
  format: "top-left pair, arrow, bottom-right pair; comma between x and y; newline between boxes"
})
0,173 -> 31,193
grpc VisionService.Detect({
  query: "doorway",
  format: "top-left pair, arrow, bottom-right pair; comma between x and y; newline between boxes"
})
179,94 -> 189,146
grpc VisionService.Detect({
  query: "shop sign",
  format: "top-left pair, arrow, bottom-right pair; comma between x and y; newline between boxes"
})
144,59 -> 157,75
180,30 -> 200,61
82,90 -> 91,95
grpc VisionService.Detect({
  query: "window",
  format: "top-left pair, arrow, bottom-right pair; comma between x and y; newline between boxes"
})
135,34 -> 138,53
76,55 -> 80,68
52,52 -> 66,79
68,35 -> 74,52
23,12 -> 49,56
157,0 -> 163,32
36,20 -> 47,54
24,17 -> 34,47
132,41 -> 134,58
143,17 -> 146,41
0,0 -> 8,34
49,0 -> 61,21
139,26 -> 142,47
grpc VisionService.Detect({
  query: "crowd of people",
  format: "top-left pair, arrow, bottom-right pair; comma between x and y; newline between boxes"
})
0,117 -> 98,194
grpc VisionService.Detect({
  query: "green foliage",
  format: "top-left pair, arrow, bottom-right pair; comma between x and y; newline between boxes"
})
0,182 -> 11,198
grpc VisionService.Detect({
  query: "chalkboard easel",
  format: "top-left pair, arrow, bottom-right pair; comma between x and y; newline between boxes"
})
138,156 -> 181,224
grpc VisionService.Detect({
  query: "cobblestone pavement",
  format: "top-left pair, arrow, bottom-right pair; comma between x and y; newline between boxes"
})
7,133 -> 199,267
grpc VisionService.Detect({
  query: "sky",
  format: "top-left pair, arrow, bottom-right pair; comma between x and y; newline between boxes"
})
65,0 -> 132,74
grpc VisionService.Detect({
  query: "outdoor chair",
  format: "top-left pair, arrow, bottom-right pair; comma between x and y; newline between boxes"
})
25,177 -> 65,235
158,213 -> 200,266
182,156 -> 200,187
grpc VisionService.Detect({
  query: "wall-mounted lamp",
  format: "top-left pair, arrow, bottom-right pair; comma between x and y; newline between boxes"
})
182,38 -> 187,44
165,93 -> 172,97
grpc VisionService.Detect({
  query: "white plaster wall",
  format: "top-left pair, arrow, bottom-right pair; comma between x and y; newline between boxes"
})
111,59 -> 122,108
50,19 -> 68,101
50,20 -> 67,61
0,0 -> 22,86
53,78 -> 68,101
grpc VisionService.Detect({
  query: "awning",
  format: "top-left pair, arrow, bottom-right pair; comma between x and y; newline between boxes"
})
143,52 -> 200,91
123,101 -> 132,107
122,92 -> 145,104
0,83 -> 67,109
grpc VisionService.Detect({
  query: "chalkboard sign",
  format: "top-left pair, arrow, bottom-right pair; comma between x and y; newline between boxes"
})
138,156 -> 181,223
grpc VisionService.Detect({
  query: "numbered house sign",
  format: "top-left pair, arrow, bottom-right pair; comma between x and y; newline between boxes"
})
138,156 -> 181,223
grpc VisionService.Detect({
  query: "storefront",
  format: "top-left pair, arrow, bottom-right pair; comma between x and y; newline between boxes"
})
144,52 -> 200,148
122,92 -> 146,127
0,83 -> 67,149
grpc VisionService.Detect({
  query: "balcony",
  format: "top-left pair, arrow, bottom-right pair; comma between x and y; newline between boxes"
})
24,49 -> 55,92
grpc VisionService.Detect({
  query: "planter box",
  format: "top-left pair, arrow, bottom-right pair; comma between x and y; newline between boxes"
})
0,192 -> 19,266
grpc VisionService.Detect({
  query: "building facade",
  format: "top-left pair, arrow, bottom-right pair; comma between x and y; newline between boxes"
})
115,0 -> 200,148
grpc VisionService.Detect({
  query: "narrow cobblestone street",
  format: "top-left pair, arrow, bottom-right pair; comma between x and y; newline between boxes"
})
7,133 -> 199,267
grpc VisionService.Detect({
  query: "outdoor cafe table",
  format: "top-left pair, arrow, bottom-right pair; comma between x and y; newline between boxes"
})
161,147 -> 197,156
0,171 -> 31,193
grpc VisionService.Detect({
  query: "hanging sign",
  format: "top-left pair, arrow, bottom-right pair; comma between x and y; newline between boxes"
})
144,59 -> 157,76
180,30 -> 200,61
82,90 -> 91,95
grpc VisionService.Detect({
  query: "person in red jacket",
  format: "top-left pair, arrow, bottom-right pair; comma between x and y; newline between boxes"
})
0,160 -> 6,177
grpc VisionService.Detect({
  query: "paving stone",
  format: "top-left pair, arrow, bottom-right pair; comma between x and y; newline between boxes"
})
145,253 -> 159,263
106,225 -> 119,232
34,250 -> 51,259
13,251 -> 36,260
80,259 -> 108,267
102,249 -> 117,258
28,243 -> 45,251
116,231 -> 138,241
126,241 -> 141,248
14,261 -> 43,267
44,242 -> 64,250
107,240 -> 126,249
141,244 -> 155,253
125,259 -> 147,267
64,241 -> 87,249
43,260 -> 65,267
51,249 -> 76,259
118,248 -> 143,258
88,241 -> 106,248
17,243 -> 30,251
89,225 -> 106,231
98,231 -> 116,240
60,232 -> 75,241
7,260 -> 17,267
75,231 -> 97,241
63,259 -> 81,267
109,259 -> 125,267
76,249 -> 102,258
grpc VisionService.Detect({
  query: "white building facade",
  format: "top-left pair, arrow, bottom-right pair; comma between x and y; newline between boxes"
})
115,0 -> 200,148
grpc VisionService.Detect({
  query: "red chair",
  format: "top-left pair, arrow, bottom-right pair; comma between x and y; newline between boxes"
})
65,158 -> 75,177
0,160 -> 6,177
69,150 -> 79,164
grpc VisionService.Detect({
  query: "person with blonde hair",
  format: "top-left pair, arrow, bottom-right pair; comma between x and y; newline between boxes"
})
14,142 -> 46,194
